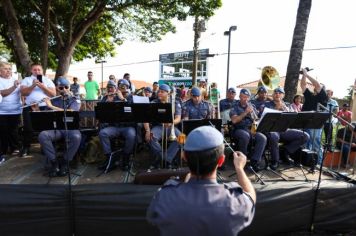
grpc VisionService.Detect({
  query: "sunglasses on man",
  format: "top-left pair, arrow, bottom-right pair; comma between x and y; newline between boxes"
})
58,86 -> 69,90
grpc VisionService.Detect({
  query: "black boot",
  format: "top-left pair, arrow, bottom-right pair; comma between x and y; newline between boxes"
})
120,155 -> 130,171
98,154 -> 118,172
250,160 -> 262,172
48,160 -> 59,177
19,147 -> 30,158
58,159 -> 69,177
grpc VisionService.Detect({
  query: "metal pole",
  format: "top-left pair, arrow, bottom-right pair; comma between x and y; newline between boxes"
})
224,26 -> 236,95
226,32 -> 231,95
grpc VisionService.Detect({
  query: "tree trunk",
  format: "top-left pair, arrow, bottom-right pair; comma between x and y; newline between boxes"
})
284,0 -> 312,102
192,15 -> 199,87
1,0 -> 33,74
41,0 -> 51,74
55,49 -> 74,78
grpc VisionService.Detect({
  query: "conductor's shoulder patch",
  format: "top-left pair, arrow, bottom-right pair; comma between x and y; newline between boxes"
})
223,182 -> 243,194
162,179 -> 180,188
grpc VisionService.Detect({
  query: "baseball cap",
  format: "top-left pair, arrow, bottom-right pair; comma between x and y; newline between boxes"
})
240,88 -> 251,96
228,87 -> 236,93
274,87 -> 285,94
159,84 -> 171,93
56,77 -> 70,86
343,103 -> 350,107
144,87 -> 153,93
191,87 -> 201,96
257,86 -> 267,93
184,126 -> 224,151
118,79 -> 130,87
107,80 -> 116,88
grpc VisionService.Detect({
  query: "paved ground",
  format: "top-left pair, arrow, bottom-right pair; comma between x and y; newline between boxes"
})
1,143 -> 355,186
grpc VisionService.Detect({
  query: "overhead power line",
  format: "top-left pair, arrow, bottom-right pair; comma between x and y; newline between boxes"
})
70,45 -> 356,71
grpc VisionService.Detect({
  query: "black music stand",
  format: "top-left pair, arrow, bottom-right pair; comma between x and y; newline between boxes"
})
255,112 -> 298,181
31,111 -> 80,131
95,102 -> 173,123
288,111 -> 330,180
257,112 -> 296,133
30,111 -> 80,179
96,103 -> 147,177
95,102 -> 173,175
182,119 -> 222,135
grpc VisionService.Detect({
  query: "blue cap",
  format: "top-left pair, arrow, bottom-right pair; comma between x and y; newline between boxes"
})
191,87 -> 201,96
118,79 -> 130,87
240,88 -> 251,96
184,126 -> 224,151
107,80 -> 116,87
56,77 -> 70,86
144,86 -> 152,93
228,87 -> 236,93
159,84 -> 171,93
274,87 -> 285,94
153,81 -> 158,85
257,86 -> 267,93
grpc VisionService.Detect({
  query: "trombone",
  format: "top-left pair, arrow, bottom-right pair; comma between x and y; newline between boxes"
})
160,87 -> 177,168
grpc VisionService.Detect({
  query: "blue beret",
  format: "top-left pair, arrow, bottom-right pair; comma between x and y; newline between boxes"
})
118,79 -> 130,87
240,88 -> 251,96
159,84 -> 171,93
56,77 -> 70,86
107,80 -> 116,87
144,86 -> 152,93
257,86 -> 267,93
184,126 -> 224,151
191,87 -> 201,96
228,87 -> 236,93
274,87 -> 285,94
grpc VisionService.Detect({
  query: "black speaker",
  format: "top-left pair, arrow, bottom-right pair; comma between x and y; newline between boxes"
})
301,149 -> 318,171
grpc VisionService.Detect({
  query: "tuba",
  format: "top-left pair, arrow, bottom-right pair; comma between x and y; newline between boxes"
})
258,66 -> 280,90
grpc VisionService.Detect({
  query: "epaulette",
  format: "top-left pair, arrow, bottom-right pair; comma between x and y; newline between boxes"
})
223,182 -> 243,194
162,179 -> 180,188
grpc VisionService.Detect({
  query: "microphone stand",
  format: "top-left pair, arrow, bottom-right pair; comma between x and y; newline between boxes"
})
61,93 -> 76,235
309,103 -> 333,232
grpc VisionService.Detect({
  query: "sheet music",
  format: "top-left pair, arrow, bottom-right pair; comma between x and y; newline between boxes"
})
133,95 -> 149,103
259,107 -> 281,124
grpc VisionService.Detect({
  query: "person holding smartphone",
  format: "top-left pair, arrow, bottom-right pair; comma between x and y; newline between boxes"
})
19,63 -> 56,157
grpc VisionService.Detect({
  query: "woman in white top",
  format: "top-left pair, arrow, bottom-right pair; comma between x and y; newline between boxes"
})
0,62 -> 22,160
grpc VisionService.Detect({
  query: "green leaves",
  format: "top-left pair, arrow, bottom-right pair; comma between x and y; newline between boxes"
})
0,0 -> 221,74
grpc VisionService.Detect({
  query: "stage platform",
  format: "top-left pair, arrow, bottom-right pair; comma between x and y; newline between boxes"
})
0,144 -> 356,236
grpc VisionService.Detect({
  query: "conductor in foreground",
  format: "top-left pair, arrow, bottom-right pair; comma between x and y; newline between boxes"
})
147,126 -> 255,236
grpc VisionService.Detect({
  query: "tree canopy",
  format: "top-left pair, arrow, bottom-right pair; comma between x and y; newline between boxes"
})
0,0 -> 221,77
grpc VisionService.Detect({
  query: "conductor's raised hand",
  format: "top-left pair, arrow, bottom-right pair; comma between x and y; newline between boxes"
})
233,151 -> 247,170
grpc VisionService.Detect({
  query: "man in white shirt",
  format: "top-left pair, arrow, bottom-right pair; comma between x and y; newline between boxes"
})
0,62 -> 22,161
19,64 -> 56,157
